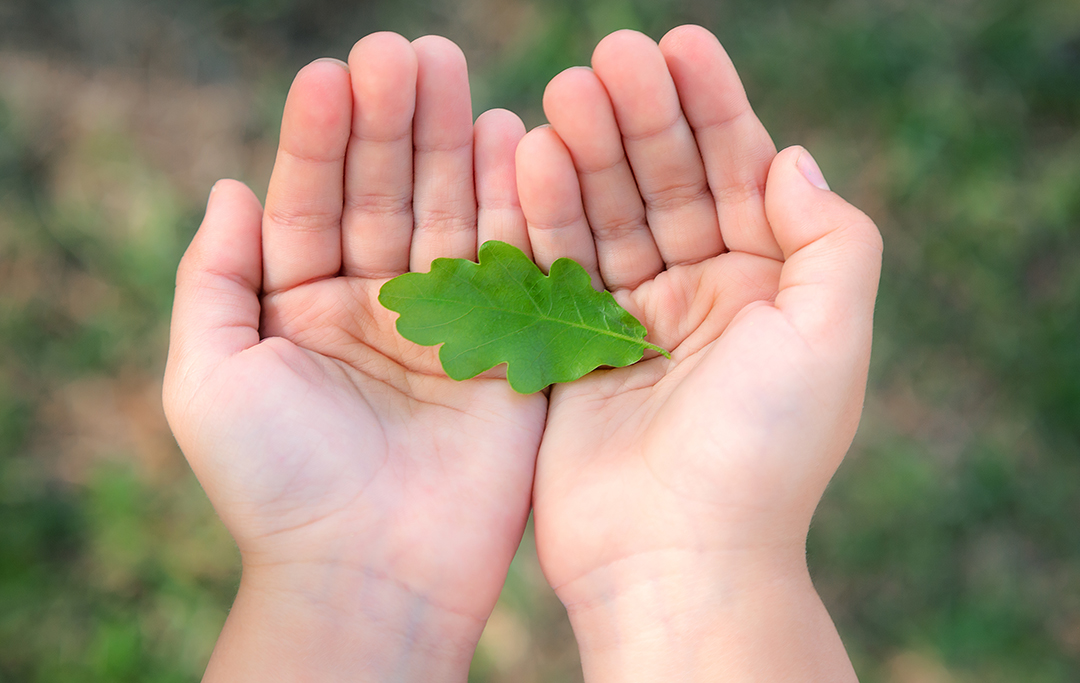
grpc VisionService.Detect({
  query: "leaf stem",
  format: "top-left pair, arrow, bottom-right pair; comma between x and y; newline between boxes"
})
643,341 -> 672,359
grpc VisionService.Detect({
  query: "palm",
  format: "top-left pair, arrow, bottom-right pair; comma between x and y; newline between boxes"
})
535,251 -> 817,589
186,276 -> 544,616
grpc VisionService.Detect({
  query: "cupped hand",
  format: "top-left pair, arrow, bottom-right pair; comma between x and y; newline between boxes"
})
519,25 -> 882,630
163,33 -> 545,678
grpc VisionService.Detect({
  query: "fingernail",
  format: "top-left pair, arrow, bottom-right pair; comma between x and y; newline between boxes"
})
797,148 -> 830,191
314,57 -> 350,72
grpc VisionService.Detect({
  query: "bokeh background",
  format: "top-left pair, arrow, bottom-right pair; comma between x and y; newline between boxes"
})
1,0 -> 1078,680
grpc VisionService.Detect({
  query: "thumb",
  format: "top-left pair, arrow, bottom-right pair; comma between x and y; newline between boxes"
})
765,146 -> 883,352
163,179 -> 264,424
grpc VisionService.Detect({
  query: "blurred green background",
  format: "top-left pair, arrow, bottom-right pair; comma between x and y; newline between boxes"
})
1,0 -> 1078,680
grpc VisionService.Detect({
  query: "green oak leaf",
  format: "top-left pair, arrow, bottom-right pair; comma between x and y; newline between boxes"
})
378,240 -> 670,394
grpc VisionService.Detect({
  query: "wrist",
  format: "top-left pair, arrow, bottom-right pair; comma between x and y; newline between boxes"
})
558,547 -> 857,683
202,560 -> 485,682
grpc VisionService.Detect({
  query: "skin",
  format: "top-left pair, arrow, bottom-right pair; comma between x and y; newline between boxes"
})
521,27 -> 881,682
164,25 -> 882,683
164,34 -> 545,682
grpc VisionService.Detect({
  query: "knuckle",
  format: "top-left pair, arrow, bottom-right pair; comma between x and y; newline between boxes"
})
592,213 -> 647,242
413,206 -> 474,236
713,177 -> 765,207
264,205 -> 339,234
642,178 -> 713,214
344,191 -> 412,218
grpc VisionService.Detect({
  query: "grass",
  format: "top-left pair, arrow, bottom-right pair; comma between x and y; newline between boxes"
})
1,0 -> 1078,680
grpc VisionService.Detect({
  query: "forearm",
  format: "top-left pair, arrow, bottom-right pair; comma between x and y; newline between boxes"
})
560,548 -> 858,683
203,561 -> 484,683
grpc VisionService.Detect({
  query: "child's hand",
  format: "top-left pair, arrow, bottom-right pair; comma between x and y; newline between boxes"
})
519,26 -> 881,681
163,33 -> 544,681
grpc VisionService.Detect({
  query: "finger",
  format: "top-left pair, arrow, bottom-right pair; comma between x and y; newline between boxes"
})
591,30 -> 723,266
262,58 -> 352,294
342,32 -> 418,278
165,180 -> 263,409
516,126 -> 602,288
767,146 -> 883,349
659,25 -> 781,260
409,36 -> 476,271
542,67 -> 663,290
474,108 -> 531,257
